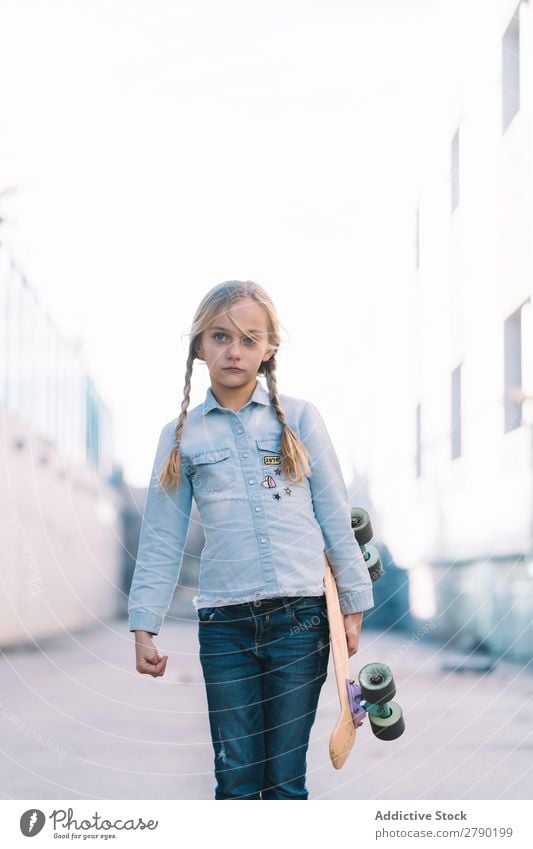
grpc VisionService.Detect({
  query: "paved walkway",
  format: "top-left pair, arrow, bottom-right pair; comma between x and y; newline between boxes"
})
1,615 -> 532,800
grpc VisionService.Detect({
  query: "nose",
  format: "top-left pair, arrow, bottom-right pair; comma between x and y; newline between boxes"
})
226,339 -> 243,359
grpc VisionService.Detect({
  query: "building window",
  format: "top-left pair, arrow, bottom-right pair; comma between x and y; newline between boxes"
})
502,6 -> 520,132
415,403 -> 422,478
451,364 -> 462,459
504,306 -> 523,432
451,129 -> 459,212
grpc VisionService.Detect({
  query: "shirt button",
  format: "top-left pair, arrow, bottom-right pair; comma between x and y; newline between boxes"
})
242,453 -> 248,458
260,538 -> 267,544
255,507 -> 261,512
248,479 -> 255,485
238,428 -> 244,434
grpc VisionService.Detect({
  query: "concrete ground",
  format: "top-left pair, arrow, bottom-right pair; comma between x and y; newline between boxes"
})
1,611 -> 532,801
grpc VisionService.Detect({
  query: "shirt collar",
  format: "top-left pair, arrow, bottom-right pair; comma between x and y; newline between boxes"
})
202,379 -> 271,415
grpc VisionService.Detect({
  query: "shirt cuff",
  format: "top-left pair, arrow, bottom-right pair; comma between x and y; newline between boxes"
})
338,585 -> 375,615
128,611 -> 162,635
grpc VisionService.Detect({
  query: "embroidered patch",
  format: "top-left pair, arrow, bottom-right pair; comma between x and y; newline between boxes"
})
263,455 -> 281,465
273,492 -> 281,500
261,474 -> 277,488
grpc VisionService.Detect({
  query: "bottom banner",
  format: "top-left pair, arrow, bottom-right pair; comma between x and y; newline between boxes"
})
1,799 -> 529,847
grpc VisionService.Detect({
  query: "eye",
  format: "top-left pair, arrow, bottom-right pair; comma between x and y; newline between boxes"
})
212,332 -> 256,345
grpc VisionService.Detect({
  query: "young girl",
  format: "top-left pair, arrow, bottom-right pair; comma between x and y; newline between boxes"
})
128,280 -> 374,800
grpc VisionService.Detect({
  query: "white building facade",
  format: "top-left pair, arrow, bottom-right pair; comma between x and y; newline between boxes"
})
0,246 -> 123,647
365,0 -> 533,661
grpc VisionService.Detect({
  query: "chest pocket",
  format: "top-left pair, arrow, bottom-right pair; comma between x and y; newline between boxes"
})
256,439 -> 282,463
189,447 -> 235,493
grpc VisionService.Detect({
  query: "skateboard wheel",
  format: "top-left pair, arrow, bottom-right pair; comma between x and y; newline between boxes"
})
351,507 -> 373,545
368,701 -> 405,741
358,662 -> 396,703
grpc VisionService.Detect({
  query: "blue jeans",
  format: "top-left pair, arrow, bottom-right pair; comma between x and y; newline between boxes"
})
198,594 -> 330,799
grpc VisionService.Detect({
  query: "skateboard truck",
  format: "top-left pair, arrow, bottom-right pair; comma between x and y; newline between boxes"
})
346,680 -> 366,727
345,663 -> 405,741
351,507 -> 384,583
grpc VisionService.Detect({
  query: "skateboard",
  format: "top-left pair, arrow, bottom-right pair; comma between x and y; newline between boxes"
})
322,507 -> 405,769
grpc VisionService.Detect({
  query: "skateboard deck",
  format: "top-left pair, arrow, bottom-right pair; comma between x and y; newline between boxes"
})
322,553 -> 359,769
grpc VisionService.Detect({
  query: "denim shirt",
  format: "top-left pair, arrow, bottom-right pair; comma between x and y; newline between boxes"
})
128,379 -> 374,633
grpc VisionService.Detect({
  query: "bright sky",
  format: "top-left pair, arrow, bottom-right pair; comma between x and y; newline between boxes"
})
0,0 -> 436,486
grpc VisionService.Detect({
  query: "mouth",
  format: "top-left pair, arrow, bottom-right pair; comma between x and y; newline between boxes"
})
224,367 -> 244,372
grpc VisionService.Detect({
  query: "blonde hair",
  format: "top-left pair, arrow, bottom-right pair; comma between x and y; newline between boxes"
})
159,280 -> 311,492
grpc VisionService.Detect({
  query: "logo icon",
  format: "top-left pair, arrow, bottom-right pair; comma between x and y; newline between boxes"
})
20,809 -> 45,836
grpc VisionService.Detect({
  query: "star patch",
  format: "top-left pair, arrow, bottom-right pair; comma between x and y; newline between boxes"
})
273,492 -> 281,500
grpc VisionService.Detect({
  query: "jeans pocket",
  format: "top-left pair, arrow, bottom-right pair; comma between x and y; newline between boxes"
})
197,607 -> 216,623
197,605 -> 239,624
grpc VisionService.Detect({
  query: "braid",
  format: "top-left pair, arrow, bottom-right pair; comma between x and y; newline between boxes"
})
159,350 -> 195,492
265,362 -> 310,483
264,365 -> 286,424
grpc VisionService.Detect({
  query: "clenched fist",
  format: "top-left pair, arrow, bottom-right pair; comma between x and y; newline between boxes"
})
134,631 -> 168,677
343,612 -> 363,657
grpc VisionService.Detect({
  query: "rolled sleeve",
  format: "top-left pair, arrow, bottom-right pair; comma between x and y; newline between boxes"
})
299,401 -> 374,615
128,422 -> 193,634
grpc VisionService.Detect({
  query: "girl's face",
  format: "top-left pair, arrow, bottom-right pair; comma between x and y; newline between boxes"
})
197,297 -> 274,388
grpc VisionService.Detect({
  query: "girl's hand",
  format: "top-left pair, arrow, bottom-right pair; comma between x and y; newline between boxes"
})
134,631 -> 168,677
344,612 -> 363,657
